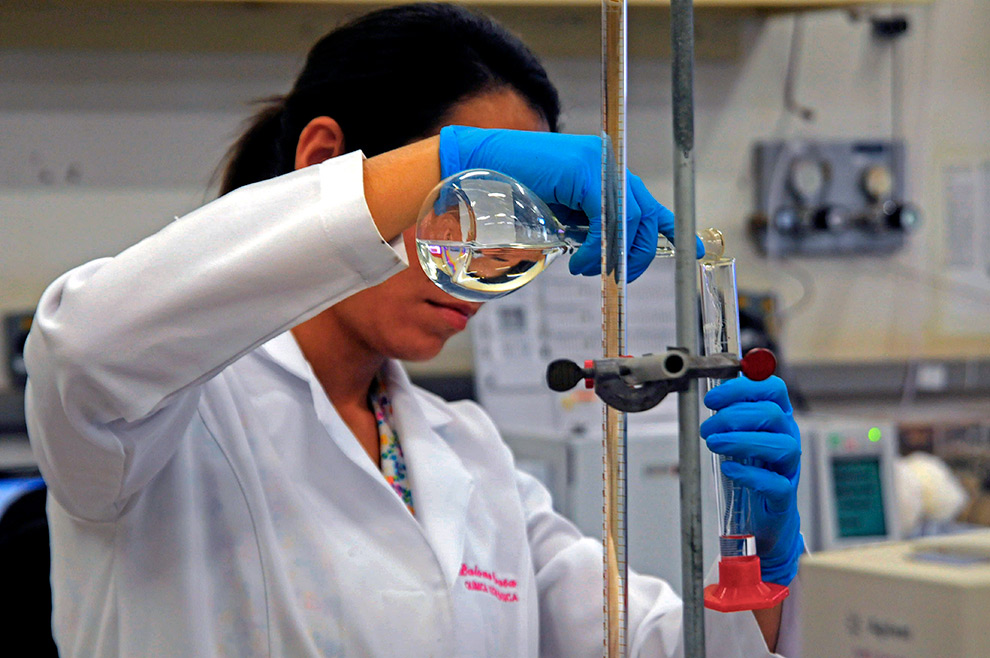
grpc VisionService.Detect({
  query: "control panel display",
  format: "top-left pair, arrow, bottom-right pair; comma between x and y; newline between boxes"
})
831,455 -> 887,538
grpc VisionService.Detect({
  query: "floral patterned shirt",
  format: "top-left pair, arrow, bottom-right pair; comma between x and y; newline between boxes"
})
369,373 -> 415,515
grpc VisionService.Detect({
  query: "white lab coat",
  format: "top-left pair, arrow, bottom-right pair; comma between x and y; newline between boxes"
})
25,151 -> 800,657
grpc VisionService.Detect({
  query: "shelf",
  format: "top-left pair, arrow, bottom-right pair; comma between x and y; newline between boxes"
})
166,0 -> 930,7
1,0 -> 931,60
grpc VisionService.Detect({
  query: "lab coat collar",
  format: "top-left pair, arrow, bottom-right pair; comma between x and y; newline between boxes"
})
259,333 -> 394,497
258,333 -> 454,431
384,360 -> 475,590
381,361 -> 454,429
257,331 -> 313,383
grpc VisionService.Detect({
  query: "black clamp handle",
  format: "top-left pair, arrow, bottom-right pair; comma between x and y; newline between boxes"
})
546,347 -> 776,413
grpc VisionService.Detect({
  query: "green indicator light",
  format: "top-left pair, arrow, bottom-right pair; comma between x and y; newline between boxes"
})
868,427 -> 882,442
828,433 -> 842,448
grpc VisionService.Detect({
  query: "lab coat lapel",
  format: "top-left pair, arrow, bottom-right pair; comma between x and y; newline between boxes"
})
385,362 -> 475,590
258,332 -> 410,491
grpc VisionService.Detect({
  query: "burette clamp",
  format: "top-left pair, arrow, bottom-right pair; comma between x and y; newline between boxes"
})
546,347 -> 776,413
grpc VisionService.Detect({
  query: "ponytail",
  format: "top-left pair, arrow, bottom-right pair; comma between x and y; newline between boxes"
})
217,96 -> 288,196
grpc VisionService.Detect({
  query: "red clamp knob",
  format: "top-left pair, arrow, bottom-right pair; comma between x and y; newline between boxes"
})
584,360 -> 594,389
740,348 -> 777,381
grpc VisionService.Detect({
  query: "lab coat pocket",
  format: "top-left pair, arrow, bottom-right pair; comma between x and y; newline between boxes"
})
375,589 -> 450,656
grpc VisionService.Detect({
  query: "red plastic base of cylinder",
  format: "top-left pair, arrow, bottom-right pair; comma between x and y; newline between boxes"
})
703,555 -> 790,612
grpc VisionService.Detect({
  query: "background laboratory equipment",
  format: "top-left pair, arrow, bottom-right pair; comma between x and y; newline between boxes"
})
502,426 -> 720,596
748,139 -> 921,258
803,418 -> 903,551
699,245 -> 790,612
801,530 -> 990,658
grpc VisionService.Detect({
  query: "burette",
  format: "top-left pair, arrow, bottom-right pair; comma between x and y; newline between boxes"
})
599,0 -> 705,656
600,0 -> 629,655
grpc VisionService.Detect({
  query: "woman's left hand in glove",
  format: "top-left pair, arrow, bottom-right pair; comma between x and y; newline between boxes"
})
700,375 -> 804,586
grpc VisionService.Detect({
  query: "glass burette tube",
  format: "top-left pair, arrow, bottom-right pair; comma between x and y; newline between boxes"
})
699,251 -> 758,558
601,0 -> 628,656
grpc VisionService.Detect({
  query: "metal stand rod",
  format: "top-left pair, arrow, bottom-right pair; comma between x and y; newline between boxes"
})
671,1 -> 706,656
601,0 -> 629,656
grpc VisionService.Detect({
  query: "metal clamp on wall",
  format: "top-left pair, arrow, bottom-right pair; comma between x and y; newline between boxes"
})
546,347 -> 777,413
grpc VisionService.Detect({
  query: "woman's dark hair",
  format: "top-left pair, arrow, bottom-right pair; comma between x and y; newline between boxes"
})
219,2 -> 560,195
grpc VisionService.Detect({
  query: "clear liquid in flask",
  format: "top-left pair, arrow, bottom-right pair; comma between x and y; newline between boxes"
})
416,239 -> 566,302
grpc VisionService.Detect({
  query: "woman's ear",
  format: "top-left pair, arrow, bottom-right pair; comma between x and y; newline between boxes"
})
295,116 -> 346,170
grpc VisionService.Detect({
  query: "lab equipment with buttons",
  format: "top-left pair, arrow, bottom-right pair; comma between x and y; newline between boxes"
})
797,417 -> 902,552
749,139 -> 921,257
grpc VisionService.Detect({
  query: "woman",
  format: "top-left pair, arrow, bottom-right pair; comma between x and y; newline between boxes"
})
25,4 -> 802,656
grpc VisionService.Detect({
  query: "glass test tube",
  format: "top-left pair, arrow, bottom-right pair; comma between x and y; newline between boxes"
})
699,255 -> 757,558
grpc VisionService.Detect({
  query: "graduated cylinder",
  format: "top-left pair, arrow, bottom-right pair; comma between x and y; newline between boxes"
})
700,248 -> 790,612
699,256 -> 756,557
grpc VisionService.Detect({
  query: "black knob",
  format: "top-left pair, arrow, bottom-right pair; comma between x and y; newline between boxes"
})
882,201 -> 921,232
546,359 -> 588,392
771,207 -> 802,234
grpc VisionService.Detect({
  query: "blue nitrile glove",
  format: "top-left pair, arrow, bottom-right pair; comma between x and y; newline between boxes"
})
438,126 -> 704,282
700,375 -> 804,586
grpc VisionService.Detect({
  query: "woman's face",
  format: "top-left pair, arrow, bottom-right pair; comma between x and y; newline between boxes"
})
328,89 -> 550,362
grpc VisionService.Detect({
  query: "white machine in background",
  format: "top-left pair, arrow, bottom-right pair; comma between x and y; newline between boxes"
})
801,530 -> 990,658
503,423 -> 719,595
797,416 -> 902,552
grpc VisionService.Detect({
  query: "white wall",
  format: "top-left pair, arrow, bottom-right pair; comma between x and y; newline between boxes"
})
0,49 -> 300,299
1,1 -> 988,388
